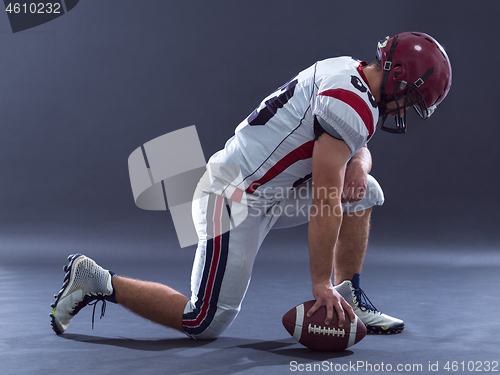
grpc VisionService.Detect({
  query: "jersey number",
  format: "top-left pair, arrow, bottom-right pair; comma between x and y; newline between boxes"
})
248,78 -> 298,126
351,75 -> 377,108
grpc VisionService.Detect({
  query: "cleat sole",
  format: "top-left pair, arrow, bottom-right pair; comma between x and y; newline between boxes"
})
366,323 -> 405,335
50,253 -> 84,334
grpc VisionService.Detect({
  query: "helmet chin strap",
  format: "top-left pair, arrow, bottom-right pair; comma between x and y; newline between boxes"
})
377,35 -> 407,133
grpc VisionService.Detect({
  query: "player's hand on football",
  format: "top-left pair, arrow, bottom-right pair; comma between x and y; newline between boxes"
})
342,160 -> 368,203
308,281 -> 355,327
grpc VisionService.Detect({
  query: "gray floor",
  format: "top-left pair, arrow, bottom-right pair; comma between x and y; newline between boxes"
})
1,226 -> 499,375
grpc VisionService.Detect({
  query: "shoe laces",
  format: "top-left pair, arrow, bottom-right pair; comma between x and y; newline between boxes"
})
354,287 -> 379,313
72,294 -> 107,329
88,298 -> 107,329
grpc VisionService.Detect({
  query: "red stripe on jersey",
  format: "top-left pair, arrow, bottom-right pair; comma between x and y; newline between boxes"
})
245,141 -> 314,194
318,88 -> 374,139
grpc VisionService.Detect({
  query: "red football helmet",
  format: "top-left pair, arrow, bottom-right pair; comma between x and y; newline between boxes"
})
376,31 -> 452,133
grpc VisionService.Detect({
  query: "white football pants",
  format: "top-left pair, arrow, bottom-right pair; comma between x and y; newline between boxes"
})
182,175 -> 384,339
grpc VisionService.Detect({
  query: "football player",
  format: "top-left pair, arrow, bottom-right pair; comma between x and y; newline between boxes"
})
51,32 -> 452,338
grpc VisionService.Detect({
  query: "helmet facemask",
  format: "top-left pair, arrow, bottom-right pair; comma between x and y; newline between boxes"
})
379,80 -> 433,134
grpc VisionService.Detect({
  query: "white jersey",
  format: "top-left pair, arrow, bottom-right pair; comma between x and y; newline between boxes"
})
205,57 -> 379,205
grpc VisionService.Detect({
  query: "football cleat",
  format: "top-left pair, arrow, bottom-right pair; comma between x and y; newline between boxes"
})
50,254 -> 116,334
335,274 -> 404,334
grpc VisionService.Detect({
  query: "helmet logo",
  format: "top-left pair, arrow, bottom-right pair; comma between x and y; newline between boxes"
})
377,36 -> 389,49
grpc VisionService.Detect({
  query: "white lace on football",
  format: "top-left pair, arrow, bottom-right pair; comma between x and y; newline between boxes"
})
308,324 -> 345,337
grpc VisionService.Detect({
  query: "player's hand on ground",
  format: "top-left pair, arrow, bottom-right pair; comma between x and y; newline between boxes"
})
342,161 -> 368,203
307,281 -> 355,327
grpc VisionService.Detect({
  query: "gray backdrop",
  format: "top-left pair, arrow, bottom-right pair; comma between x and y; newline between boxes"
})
0,0 -> 498,264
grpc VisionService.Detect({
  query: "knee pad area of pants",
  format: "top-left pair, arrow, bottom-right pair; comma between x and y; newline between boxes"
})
184,304 -> 240,340
342,175 -> 385,213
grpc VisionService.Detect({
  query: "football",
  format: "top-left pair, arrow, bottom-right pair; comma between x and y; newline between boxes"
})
282,300 -> 366,351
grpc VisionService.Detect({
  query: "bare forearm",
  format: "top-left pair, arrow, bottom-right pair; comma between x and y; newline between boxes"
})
349,145 -> 372,174
306,133 -> 355,326
308,209 -> 342,284
307,202 -> 351,326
